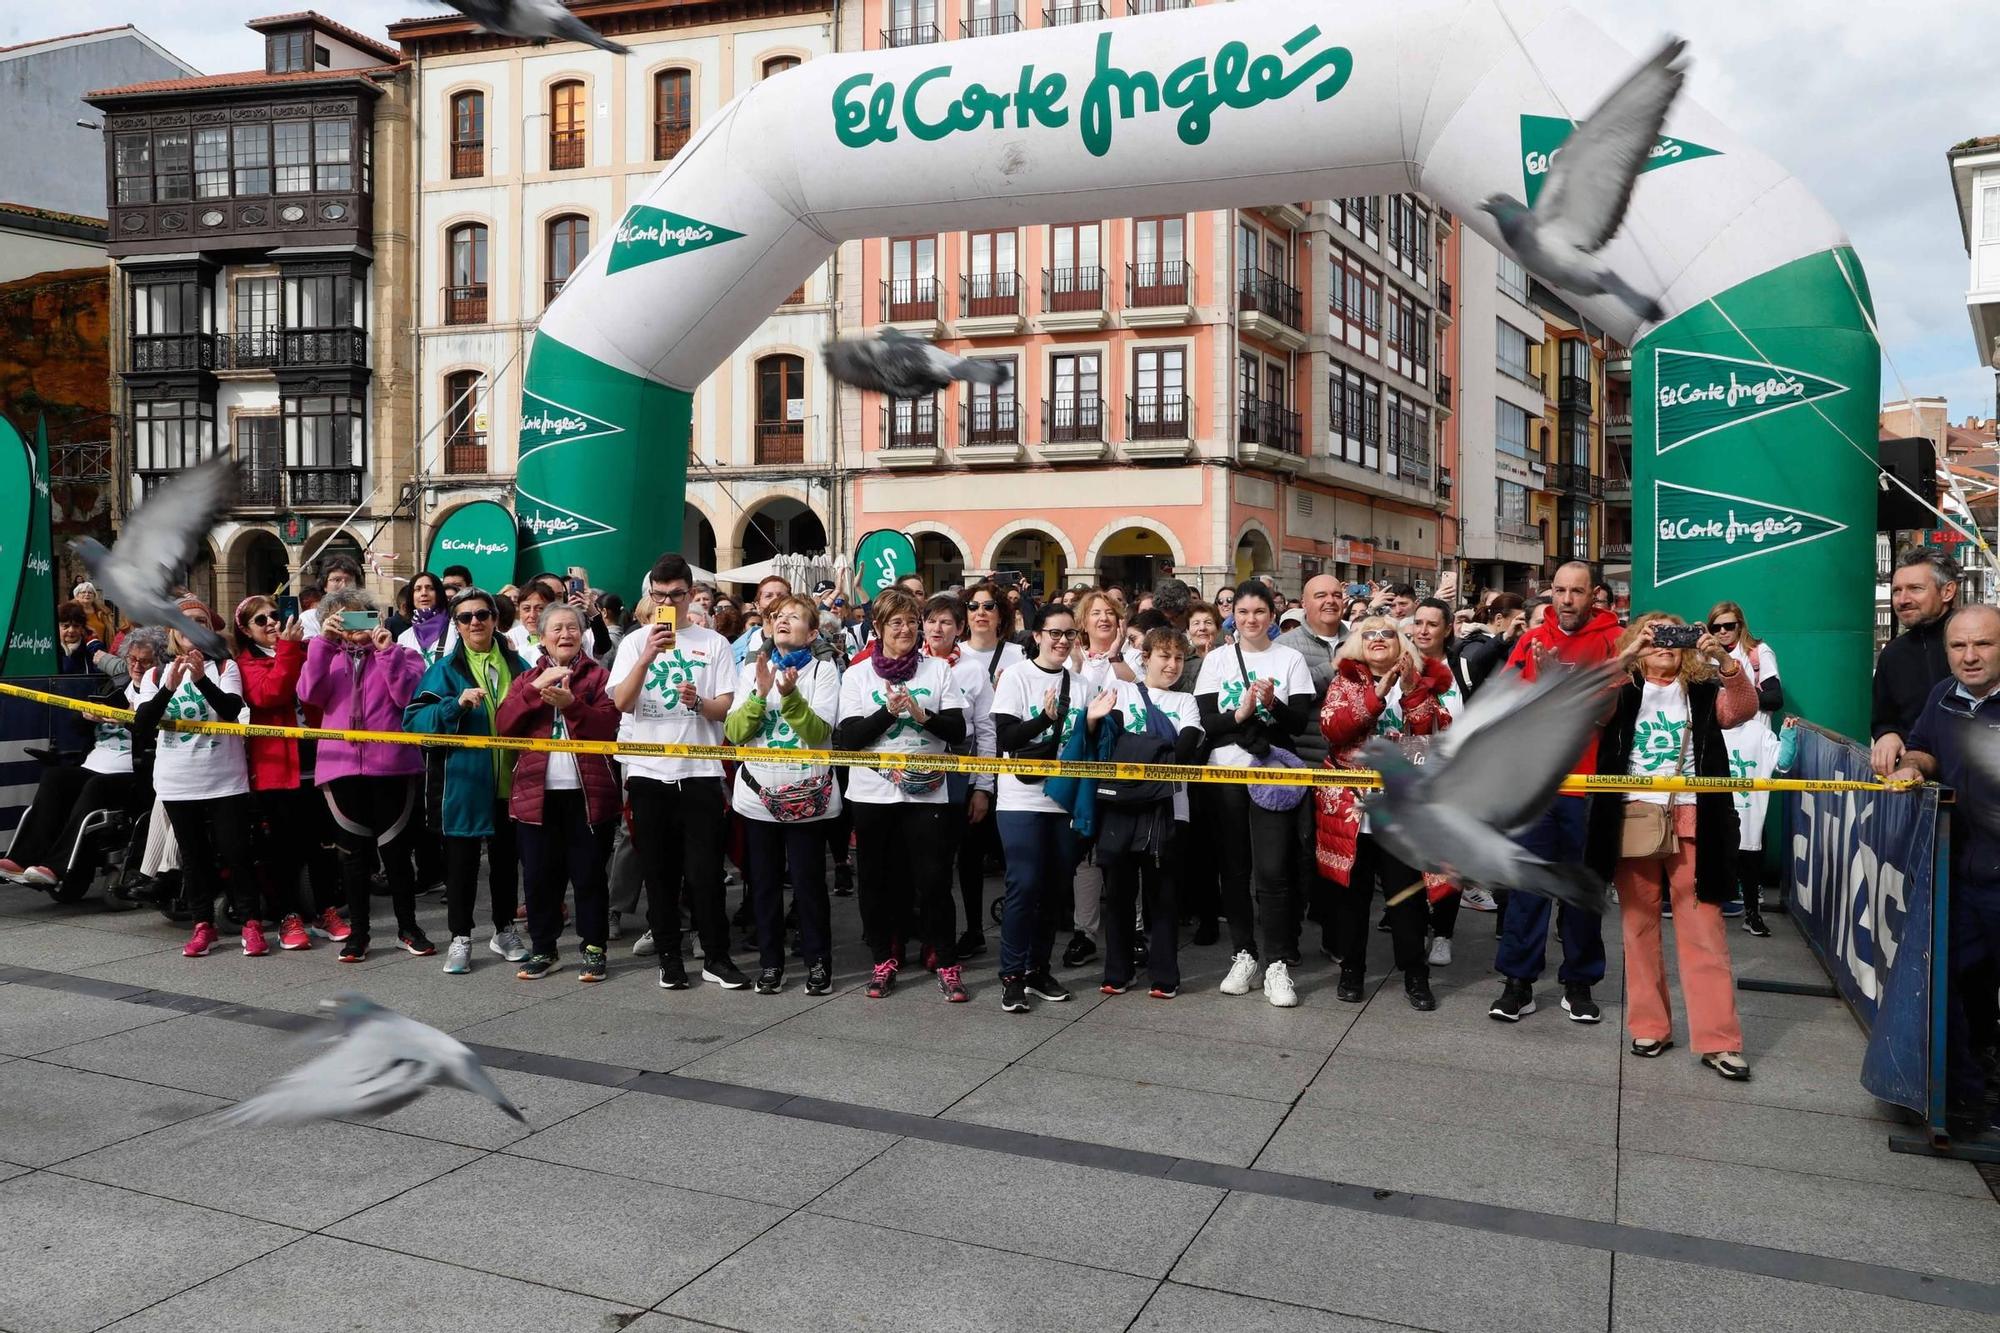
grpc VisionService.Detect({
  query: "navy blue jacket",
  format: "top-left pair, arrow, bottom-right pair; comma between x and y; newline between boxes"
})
1905,677 -> 2000,899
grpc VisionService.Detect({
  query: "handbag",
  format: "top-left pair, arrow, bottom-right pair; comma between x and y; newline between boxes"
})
1007,668 -> 1070,785
889,767 -> 946,798
741,766 -> 835,822
1620,688 -> 1690,860
1247,745 -> 1309,811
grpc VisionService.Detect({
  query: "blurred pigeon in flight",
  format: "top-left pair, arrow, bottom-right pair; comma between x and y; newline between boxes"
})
218,994 -> 524,1128
1479,37 -> 1689,324
1362,663 -> 1621,911
823,329 -> 1014,400
435,0 -> 632,54
71,457 -> 234,660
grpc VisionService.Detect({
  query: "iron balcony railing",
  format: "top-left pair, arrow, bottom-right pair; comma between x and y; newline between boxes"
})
961,270 -> 1020,318
883,277 -> 939,323
444,429 -> 487,474
1127,260 -> 1191,308
882,401 -> 939,450
1043,265 -> 1105,313
1044,395 -> 1105,444
129,333 -> 215,373
1127,392 -> 1191,440
1550,462 -> 1604,498
1237,268 -> 1302,327
1043,3 -> 1105,24
882,22 -> 941,46
960,13 -> 1022,36
1497,517 -> 1541,544
1435,372 -> 1452,407
549,128 -> 586,170
289,466 -> 363,507
1239,398 -> 1301,453
961,397 -> 1019,448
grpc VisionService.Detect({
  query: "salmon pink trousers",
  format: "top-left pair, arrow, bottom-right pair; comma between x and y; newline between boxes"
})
1615,832 -> 1744,1054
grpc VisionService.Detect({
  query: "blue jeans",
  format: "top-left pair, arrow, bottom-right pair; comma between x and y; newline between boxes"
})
1495,796 -> 1605,985
997,809 -> 1076,978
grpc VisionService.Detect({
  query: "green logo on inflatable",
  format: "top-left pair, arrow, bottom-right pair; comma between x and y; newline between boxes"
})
427,500 -> 518,595
607,206 -> 746,276
1653,349 -> 1846,454
855,529 -> 918,598
1653,481 -> 1846,587
1519,113 -> 1719,206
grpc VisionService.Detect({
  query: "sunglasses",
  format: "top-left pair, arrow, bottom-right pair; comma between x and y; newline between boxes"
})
1042,627 -> 1079,640
455,609 -> 495,624
1360,628 -> 1398,642
967,600 -> 999,611
247,613 -> 280,628
1708,620 -> 1740,632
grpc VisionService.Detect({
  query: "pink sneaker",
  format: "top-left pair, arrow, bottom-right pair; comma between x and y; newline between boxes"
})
0,858 -> 23,877
277,914 -> 312,951
937,965 -> 968,1003
240,920 -> 269,957
183,922 -> 218,957
315,907 -> 351,942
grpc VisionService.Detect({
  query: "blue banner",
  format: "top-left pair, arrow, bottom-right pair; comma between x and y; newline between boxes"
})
1783,723 -> 1939,1114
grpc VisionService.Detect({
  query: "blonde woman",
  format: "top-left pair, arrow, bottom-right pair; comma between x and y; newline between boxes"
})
1586,613 -> 1759,1080
1705,599 -> 1782,935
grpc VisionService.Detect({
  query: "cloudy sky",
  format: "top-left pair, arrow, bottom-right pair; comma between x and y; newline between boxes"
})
14,0 -> 1992,421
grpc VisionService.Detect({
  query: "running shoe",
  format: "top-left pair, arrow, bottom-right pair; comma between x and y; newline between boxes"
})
1023,970 -> 1071,1003
240,920 -> 269,957
703,959 -> 750,990
182,922 -> 218,957
398,929 -> 437,957
937,965 -> 968,1003
866,958 -> 898,999
999,974 -> 1030,1012
579,945 -> 607,983
516,953 -> 558,979
1263,961 -> 1299,1008
1219,950 -> 1263,996
490,929 -> 528,962
443,936 -> 472,974
19,865 -> 57,888
1460,888 -> 1500,913
313,907 -> 352,942
338,939 -> 368,963
804,960 -> 833,996
277,914 -> 312,951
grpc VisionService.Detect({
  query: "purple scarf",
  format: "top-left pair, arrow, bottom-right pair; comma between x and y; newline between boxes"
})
410,605 -> 448,653
874,644 -> 921,684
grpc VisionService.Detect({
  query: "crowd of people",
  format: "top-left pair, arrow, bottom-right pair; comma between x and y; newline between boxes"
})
6,542 -> 1995,1122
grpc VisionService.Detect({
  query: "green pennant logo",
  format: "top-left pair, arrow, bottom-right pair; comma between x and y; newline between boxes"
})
515,391 -> 623,547
854,529 -> 918,598
1519,113 -> 1720,206
1653,481 -> 1846,587
1654,348 -> 1847,454
606,206 -> 744,276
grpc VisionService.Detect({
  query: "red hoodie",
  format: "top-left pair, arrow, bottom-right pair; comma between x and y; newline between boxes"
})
1501,608 -> 1623,774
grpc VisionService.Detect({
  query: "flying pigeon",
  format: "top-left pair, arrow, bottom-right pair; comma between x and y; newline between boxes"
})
433,0 -> 632,55
71,456 -> 235,661
1479,37 -> 1690,325
218,994 -> 525,1129
822,329 -> 1014,400
1361,663 -> 1622,911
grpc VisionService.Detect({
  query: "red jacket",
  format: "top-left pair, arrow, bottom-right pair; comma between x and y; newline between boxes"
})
1501,608 -> 1623,773
237,640 -> 308,791
496,653 -> 623,826
1313,657 -> 1455,888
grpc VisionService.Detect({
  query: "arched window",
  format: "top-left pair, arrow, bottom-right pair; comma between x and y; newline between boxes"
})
754,354 -> 805,464
549,80 -> 586,169
762,55 -> 800,79
445,223 -> 488,324
546,214 -> 590,304
654,69 -> 691,160
449,91 -> 484,178
444,370 -> 485,473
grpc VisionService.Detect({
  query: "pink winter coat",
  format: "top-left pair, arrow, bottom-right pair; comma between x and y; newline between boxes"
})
299,635 -> 425,780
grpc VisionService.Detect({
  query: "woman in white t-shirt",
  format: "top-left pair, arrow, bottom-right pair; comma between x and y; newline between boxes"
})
919,594 -> 1001,961
131,607 -> 261,960
1193,582 -> 1316,1008
833,588 -> 969,1002
725,594 -> 843,997
1705,599 -> 1782,937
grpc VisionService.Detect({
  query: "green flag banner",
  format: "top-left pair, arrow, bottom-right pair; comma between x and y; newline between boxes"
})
1653,348 -> 1848,454
9,415 -> 59,673
426,500 -> 518,595
1519,113 -> 1721,207
1653,481 -> 1847,587
854,529 -> 917,598
0,417 -> 31,675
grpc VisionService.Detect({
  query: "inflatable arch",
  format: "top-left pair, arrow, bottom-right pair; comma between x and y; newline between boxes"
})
518,0 -> 1878,736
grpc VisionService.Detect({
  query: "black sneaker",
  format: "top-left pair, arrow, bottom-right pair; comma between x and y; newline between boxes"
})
658,955 -> 690,989
1191,919 -> 1220,947
832,863 -> 854,897
1489,978 -> 1536,1022
755,967 -> 783,995
1000,974 -> 1030,1013
1062,932 -> 1097,968
338,939 -> 368,963
956,928 -> 987,958
1741,893 -> 1771,937
1404,971 -> 1437,1011
703,959 -> 751,990
516,953 -> 558,979
578,945 -> 607,983
804,959 -> 833,996
1336,966 -> 1365,1003
397,929 -> 436,957
1376,911 -> 1391,934
1023,970 -> 1072,1002
1561,984 -> 1602,1023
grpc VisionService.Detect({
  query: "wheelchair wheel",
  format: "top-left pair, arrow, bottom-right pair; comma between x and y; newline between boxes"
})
989,896 -> 1004,925
152,871 -> 195,923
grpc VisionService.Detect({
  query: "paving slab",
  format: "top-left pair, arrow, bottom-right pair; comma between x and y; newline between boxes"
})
94,1233 -> 638,1332
811,1137 -> 1224,1278
1301,1050 -> 1622,1146
1256,1102 -> 1619,1221
767,986 -> 1072,1062
1610,1253 -> 2000,1333
69,945 -> 334,1003
54,1113 -> 482,1229
673,1027 -> 1005,1115
625,1317 -> 747,1333
0,982 -> 181,1056
1022,1019 -> 1322,1103
1618,1148 -> 2000,1285
0,921 -> 174,971
0,1059 -> 227,1166
40,1012 -> 303,1100
260,959 -> 565,1032
0,1159 -> 29,1183
328,1153 -> 784,1306
663,1210 -> 1156,1332
1334,983 -> 1624,1087
944,1063 -> 1288,1167
509,1089 -> 895,1207
1614,1012 -> 1898,1121
0,1172 -> 298,1333
453,998 -> 769,1072
1129,1282 -> 1430,1332
1076,976 -> 1360,1051
1174,1192 -> 1612,1333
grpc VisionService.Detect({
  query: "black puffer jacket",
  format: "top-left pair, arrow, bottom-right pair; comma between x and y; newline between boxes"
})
1871,616 -> 1949,741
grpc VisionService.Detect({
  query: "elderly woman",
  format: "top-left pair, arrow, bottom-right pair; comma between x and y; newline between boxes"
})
300,586 -> 430,961
73,582 -> 112,645
498,603 -> 622,980
1586,613 -> 1759,1080
1315,615 -> 1455,1011
404,588 -> 532,974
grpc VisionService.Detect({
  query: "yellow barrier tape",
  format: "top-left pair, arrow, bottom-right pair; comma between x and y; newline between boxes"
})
0,678 -> 1914,795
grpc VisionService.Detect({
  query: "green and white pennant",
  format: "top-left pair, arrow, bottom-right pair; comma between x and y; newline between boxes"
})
606,205 -> 745,276
1653,480 -> 1847,587
515,390 -> 624,545
1654,348 -> 1848,454
1519,113 -> 1721,206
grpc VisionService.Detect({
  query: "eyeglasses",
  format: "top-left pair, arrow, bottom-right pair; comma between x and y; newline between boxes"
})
1708,620 -> 1740,633
967,600 -> 999,611
1042,628 -> 1079,640
652,586 -> 693,602
455,609 -> 494,624
247,613 -> 279,628
1360,628 -> 1398,642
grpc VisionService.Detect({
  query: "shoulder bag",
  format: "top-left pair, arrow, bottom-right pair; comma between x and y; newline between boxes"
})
1620,688 -> 1689,860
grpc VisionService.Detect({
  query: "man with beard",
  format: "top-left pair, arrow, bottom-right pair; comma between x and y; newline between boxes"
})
1871,548 -> 1959,777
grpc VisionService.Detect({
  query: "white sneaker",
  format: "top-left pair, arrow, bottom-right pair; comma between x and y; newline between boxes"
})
1428,936 -> 1453,967
1219,950 -> 1263,996
1263,961 -> 1299,1008
490,929 -> 529,963
1460,888 -> 1499,913
443,936 -> 472,975
631,929 -> 657,958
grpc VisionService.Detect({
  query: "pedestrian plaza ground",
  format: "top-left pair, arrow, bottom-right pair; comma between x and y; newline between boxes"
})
0,874 -> 1995,1333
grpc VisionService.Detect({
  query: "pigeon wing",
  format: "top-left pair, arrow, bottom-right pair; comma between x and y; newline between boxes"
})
1537,37 -> 1686,252
444,0 -> 515,29
375,1011 -> 527,1123
1419,663 -> 1620,831
217,1035 -> 430,1128
548,8 -> 631,54
1955,721 -> 2000,834
104,457 -> 236,600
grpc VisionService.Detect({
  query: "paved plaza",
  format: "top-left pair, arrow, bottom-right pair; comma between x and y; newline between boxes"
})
0,873 -> 1995,1333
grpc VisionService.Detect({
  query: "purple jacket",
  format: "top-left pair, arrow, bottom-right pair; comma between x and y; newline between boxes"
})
300,635 -> 425,780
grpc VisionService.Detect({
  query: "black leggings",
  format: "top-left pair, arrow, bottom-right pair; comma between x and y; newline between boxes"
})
445,801 -> 519,938
1102,826 -> 1183,991
8,765 -> 132,889
518,789 -> 613,956
851,801 -> 954,967
629,776 -> 730,964
164,794 -> 259,927
744,816 -> 832,970
323,775 -> 420,947
1337,834 -> 1429,976
250,785 -> 340,922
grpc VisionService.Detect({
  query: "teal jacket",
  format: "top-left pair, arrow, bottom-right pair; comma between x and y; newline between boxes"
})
404,641 -> 531,839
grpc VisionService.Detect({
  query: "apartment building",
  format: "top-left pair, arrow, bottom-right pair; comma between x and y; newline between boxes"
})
1454,226 -> 1550,594
88,12 -> 415,610
1533,284 -> 1607,579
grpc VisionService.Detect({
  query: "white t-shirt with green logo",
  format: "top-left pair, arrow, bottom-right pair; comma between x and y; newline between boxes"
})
839,655 -> 964,806
1112,677 -> 1199,821
133,661 -> 249,801
731,657 -> 843,823
1193,641 -> 1313,768
992,659 -> 1084,815
1628,679 -> 1695,806
608,623 -> 735,782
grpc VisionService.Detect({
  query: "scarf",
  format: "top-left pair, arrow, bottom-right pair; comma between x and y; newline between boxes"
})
410,605 -> 448,653
770,645 -> 813,672
462,643 -> 515,796
874,644 -> 921,684
922,644 -> 961,668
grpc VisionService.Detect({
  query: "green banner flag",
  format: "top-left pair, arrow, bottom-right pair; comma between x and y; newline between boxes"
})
10,415 -> 59,673
0,417 -> 31,675
1653,348 -> 1847,454
854,529 -> 917,598
1519,113 -> 1720,207
426,500 -> 518,595
1652,480 -> 1847,587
